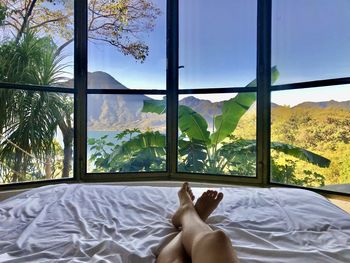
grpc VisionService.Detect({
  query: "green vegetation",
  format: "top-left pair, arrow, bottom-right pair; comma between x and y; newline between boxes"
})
0,31 -> 73,182
0,0 -> 161,183
270,106 -> 350,186
89,68 -> 332,181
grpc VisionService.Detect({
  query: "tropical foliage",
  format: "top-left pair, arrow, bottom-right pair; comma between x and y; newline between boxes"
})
270,106 -> 350,187
88,68 -> 331,182
0,0 -> 162,183
0,32 -> 73,182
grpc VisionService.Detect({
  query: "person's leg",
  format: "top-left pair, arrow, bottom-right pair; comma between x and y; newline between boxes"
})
157,185 -> 195,263
157,232 -> 189,263
172,183 -> 240,263
157,186 -> 224,263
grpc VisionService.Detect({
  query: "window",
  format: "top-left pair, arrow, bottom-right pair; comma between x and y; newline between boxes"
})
178,0 -> 258,179
87,0 -> 167,174
271,0 -> 350,194
178,93 -> 257,177
0,0 -> 349,195
272,0 -> 350,85
271,86 -> 350,191
0,0 -> 74,185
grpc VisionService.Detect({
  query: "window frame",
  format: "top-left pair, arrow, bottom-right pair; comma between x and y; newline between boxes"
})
0,0 -> 349,197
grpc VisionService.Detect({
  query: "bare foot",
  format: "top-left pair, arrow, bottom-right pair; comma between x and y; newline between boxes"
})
195,190 -> 224,222
172,182 -> 196,228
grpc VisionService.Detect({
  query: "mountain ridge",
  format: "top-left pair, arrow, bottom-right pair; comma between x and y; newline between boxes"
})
82,72 -> 350,131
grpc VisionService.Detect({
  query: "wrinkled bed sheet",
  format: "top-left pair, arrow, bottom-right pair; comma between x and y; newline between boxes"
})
0,184 -> 350,263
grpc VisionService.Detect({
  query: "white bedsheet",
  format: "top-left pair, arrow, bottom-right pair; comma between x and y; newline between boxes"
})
0,184 -> 349,263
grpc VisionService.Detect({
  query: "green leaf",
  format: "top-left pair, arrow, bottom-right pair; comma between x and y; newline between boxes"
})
210,93 -> 256,146
179,105 -> 210,144
87,138 -> 96,145
271,142 -> 331,168
245,65 -> 280,87
142,98 -> 166,114
210,66 -> 280,146
178,139 -> 207,173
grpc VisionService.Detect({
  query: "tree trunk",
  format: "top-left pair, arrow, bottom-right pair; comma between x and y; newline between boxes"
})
16,0 -> 38,43
58,117 -> 73,178
62,131 -> 73,178
44,156 -> 52,179
13,149 -> 23,182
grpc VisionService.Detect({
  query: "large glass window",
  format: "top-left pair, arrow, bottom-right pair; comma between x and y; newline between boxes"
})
0,90 -> 74,184
271,86 -> 350,193
178,93 -> 256,176
0,0 -> 349,195
0,0 -> 75,185
0,0 -> 74,88
87,0 -> 165,90
87,0 -> 166,174
271,0 -> 350,194
87,95 -> 166,173
179,0 -> 257,89
272,0 -> 350,85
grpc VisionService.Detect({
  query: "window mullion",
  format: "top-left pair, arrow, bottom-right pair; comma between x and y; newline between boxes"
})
75,0 -> 88,182
166,0 -> 179,177
257,0 -> 272,185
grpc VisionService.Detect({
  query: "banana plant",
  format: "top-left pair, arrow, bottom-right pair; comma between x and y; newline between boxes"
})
141,66 -> 331,175
89,66 -> 330,175
88,129 -> 166,172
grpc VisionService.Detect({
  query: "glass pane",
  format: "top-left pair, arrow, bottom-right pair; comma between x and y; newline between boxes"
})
272,0 -> 350,85
178,93 -> 256,176
179,0 -> 257,89
87,95 -> 166,173
87,0 -> 166,90
0,89 -> 74,184
0,0 -> 74,88
271,85 -> 350,194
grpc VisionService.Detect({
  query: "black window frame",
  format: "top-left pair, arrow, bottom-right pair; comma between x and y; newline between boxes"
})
0,0 -> 349,197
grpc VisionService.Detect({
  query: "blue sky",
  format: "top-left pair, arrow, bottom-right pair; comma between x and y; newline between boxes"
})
86,0 -> 350,106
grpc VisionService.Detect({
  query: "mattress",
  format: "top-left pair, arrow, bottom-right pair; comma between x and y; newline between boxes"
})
0,184 -> 349,263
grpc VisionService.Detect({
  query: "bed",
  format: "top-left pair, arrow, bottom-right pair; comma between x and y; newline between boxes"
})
0,184 -> 349,263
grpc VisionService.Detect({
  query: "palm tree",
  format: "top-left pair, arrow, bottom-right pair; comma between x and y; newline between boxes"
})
0,31 -> 72,182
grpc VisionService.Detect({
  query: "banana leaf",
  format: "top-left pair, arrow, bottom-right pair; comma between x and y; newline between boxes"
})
142,99 -> 166,114
178,105 -> 210,144
210,67 -> 280,146
271,142 -> 331,168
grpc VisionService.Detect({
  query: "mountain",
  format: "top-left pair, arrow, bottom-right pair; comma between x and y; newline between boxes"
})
80,72 -> 350,131
180,96 -> 223,129
293,100 -> 350,110
86,72 -> 165,131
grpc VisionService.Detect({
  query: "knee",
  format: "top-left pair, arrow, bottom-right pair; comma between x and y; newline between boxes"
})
210,230 -> 231,243
198,229 -> 231,247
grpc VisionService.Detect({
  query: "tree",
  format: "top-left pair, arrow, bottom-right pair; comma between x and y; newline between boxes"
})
0,32 -> 72,181
1,0 -> 161,61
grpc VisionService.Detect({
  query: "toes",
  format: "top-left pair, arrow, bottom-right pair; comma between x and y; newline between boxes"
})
189,189 -> 195,201
216,192 -> 224,201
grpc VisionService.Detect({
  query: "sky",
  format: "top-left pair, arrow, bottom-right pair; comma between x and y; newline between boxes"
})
4,0 -> 349,106
85,0 -> 350,106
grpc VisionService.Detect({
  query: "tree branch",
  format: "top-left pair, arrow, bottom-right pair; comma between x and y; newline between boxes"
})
55,38 -> 74,57
16,0 -> 37,43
